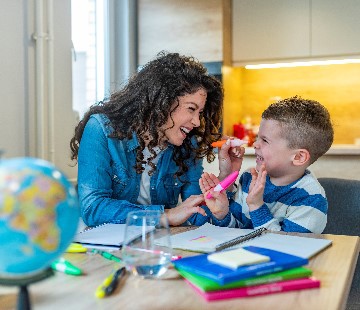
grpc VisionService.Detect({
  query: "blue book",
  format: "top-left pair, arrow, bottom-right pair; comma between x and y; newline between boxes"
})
172,246 -> 308,285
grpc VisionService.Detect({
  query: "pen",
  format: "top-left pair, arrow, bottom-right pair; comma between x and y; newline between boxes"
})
211,139 -> 247,148
66,243 -> 87,253
92,249 -> 122,263
206,171 -> 239,199
95,267 -> 126,298
51,257 -> 83,276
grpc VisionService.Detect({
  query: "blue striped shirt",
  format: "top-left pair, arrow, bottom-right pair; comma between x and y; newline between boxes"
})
226,169 -> 328,233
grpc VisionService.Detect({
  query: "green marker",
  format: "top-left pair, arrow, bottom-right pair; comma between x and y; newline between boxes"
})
92,249 -> 122,263
51,257 -> 83,276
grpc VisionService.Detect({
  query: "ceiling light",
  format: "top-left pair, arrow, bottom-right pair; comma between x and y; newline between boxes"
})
245,59 -> 360,69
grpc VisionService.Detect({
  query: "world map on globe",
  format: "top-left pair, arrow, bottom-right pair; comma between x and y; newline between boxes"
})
0,157 -> 79,277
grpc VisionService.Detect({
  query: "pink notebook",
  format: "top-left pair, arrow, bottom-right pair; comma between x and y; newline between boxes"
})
186,277 -> 320,301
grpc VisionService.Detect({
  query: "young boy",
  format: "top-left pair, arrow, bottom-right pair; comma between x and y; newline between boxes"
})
200,96 -> 334,233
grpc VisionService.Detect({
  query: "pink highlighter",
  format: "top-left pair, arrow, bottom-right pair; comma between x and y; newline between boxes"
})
206,171 -> 239,199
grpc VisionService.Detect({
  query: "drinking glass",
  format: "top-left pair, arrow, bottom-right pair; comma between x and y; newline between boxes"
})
121,210 -> 172,279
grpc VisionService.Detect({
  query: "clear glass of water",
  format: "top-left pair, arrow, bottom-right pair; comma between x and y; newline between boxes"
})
121,210 -> 172,279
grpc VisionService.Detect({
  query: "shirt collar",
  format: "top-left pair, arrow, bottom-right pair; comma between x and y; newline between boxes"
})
126,132 -> 140,152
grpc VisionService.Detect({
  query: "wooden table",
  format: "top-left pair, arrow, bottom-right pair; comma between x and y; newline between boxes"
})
0,229 -> 359,310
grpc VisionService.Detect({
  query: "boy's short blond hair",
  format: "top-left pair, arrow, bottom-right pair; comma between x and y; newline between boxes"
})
262,96 -> 334,164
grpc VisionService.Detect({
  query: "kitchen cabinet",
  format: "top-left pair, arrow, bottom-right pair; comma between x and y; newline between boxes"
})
137,0 -> 223,65
232,0 -> 310,64
232,0 -> 360,65
311,0 -> 360,57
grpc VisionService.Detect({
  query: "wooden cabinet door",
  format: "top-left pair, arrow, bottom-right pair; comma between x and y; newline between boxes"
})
138,0 -> 223,65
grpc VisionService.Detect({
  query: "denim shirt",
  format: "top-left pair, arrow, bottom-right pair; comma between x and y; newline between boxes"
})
77,114 -> 227,227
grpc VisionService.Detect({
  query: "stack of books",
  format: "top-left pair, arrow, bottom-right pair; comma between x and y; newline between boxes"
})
173,246 -> 320,301
166,224 -> 331,302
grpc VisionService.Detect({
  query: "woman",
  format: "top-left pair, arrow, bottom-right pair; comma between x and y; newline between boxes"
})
70,52 -> 236,227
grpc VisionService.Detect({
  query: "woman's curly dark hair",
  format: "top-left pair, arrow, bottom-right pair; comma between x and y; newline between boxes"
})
70,52 -> 223,177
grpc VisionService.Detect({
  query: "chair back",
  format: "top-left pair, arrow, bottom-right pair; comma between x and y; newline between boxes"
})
318,177 -> 360,236
318,177 -> 360,310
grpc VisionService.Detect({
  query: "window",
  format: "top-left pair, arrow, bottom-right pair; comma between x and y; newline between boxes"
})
71,0 -> 108,119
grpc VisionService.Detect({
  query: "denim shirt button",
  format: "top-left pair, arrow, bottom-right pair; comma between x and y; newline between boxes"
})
175,183 -> 178,186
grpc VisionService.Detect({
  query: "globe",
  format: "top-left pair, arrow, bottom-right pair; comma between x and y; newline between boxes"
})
0,157 -> 79,278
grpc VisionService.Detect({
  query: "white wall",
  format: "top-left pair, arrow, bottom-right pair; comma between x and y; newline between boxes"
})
0,1 -> 27,157
51,0 -> 78,180
0,0 -> 77,181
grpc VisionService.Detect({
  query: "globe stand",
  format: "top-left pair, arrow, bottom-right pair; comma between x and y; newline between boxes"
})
0,267 -> 54,310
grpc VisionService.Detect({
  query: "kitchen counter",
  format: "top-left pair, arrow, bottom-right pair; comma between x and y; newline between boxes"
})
325,144 -> 360,155
205,145 -> 360,180
243,144 -> 360,156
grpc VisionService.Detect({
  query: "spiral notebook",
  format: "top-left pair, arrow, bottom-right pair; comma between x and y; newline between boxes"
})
73,223 -> 154,248
157,223 -> 332,258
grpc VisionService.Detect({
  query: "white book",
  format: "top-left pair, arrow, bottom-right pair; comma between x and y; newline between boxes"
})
158,223 -> 332,259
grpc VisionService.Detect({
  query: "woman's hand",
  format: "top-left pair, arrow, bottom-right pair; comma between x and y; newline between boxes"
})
163,195 -> 206,226
246,164 -> 267,211
218,138 -> 245,181
199,172 -> 229,220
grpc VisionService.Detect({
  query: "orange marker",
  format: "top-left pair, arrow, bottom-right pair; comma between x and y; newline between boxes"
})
211,139 -> 247,148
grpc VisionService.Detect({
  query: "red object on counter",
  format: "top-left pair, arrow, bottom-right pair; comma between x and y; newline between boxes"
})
233,123 -> 246,139
247,129 -> 256,147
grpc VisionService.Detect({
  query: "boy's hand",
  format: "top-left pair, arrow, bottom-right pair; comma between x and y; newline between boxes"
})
199,172 -> 229,220
246,164 -> 267,211
199,172 -> 218,193
218,138 -> 245,181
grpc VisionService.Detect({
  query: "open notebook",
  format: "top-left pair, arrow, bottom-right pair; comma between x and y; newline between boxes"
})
156,223 -> 332,259
73,223 -> 154,248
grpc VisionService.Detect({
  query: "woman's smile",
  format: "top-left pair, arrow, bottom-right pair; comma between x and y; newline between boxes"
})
162,88 -> 207,146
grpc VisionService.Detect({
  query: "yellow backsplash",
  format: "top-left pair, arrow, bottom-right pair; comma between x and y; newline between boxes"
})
222,63 -> 360,144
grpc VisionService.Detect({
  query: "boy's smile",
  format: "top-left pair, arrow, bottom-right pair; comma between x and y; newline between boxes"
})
253,119 -> 297,180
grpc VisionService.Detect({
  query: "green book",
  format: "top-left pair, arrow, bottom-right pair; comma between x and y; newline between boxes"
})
176,266 -> 312,292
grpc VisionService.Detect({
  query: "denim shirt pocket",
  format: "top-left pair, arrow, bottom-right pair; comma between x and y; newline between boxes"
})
163,174 -> 184,207
111,164 -> 130,198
